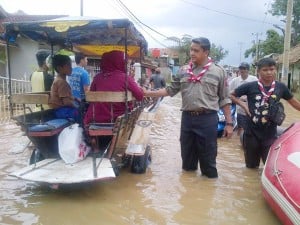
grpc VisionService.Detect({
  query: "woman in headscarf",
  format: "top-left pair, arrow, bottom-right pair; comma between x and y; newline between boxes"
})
84,50 -> 144,125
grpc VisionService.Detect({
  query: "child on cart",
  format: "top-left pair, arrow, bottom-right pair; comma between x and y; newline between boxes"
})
48,54 -> 81,123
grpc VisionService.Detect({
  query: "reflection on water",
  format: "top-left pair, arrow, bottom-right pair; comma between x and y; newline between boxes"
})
1,96 -> 299,225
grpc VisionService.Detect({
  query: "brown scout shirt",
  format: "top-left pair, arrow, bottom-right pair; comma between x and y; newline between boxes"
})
48,76 -> 74,109
166,63 -> 231,111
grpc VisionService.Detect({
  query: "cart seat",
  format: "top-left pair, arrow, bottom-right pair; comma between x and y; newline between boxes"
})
85,91 -> 133,137
87,115 -> 124,136
88,123 -> 115,136
28,118 -> 72,137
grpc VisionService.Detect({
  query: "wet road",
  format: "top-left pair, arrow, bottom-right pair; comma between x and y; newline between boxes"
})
1,95 -> 299,225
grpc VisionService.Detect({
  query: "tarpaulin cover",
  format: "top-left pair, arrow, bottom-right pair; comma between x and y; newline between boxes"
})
4,16 -> 148,58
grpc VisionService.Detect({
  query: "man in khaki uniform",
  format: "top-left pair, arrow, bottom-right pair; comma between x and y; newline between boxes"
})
143,37 -> 233,178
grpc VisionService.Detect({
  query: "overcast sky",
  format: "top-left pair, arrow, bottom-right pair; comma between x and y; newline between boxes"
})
1,0 -> 284,66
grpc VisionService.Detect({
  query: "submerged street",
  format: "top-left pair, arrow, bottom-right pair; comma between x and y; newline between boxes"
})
1,95 -> 299,225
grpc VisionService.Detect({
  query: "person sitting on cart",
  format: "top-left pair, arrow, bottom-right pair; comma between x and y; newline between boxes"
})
83,50 -> 144,126
48,54 -> 80,123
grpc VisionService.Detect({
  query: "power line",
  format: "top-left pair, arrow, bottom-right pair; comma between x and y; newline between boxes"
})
114,0 -> 171,48
116,0 -> 170,39
179,0 -> 278,26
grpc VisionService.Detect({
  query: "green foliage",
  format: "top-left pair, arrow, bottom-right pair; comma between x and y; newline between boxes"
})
210,43 -> 228,63
261,30 -> 284,54
245,0 -> 300,61
167,34 -> 193,65
269,0 -> 300,46
167,35 -> 228,65
244,45 -> 257,59
244,29 -> 284,60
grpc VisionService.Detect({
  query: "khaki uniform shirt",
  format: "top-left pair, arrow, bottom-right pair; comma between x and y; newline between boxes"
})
166,63 -> 231,111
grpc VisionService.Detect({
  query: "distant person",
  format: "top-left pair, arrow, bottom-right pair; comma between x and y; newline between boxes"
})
129,60 -> 136,78
150,68 -> 166,89
48,55 -> 80,123
68,52 -> 90,102
230,58 -> 300,168
229,62 -> 257,135
30,49 -> 54,92
143,37 -> 233,178
84,50 -> 144,125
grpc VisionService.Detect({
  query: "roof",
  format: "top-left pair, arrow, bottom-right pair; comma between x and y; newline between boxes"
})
276,44 -> 300,64
0,5 -> 66,34
0,5 -> 9,19
4,16 -> 148,58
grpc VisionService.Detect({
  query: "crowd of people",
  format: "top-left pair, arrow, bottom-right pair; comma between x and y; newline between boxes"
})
30,37 -> 300,178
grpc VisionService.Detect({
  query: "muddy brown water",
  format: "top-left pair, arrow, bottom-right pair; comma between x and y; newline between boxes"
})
1,96 -> 299,225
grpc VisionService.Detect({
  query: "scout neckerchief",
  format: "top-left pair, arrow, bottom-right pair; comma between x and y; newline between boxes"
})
257,79 -> 275,105
187,57 -> 213,83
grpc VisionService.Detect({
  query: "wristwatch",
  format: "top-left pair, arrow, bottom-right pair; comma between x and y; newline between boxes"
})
226,122 -> 234,126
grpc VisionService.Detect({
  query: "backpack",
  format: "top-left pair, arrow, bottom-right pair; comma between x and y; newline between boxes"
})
268,100 -> 285,126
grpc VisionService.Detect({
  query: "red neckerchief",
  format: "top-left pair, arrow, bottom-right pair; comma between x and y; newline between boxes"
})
187,57 -> 213,83
257,79 -> 275,105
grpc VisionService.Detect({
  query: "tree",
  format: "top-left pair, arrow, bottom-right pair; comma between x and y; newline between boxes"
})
244,29 -> 284,59
167,35 -> 228,65
167,34 -> 193,65
210,43 -> 228,63
269,0 -> 300,46
261,30 -> 284,54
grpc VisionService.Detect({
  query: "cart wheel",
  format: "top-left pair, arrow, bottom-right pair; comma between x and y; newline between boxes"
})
29,148 -> 44,165
111,161 -> 120,177
131,145 -> 151,174
121,154 -> 132,168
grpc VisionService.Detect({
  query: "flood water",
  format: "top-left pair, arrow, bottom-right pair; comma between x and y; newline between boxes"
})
1,95 -> 299,225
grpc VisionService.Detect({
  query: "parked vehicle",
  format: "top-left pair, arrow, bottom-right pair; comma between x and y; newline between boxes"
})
217,104 -> 237,137
5,17 -> 154,186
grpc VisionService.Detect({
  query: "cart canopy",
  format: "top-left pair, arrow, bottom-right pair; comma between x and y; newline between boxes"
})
4,16 -> 148,58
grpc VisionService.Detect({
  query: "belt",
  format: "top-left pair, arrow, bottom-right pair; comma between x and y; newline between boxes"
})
185,108 -> 214,116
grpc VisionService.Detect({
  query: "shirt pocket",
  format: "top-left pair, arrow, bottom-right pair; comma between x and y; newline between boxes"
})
203,77 -> 218,97
180,76 -> 190,89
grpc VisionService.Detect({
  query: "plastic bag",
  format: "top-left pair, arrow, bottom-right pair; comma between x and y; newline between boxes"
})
58,123 -> 91,164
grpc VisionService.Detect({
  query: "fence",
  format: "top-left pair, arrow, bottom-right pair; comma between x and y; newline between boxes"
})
0,76 -> 32,123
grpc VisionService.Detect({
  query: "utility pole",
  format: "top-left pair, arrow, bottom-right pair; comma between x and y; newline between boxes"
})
252,33 -> 261,63
282,0 -> 293,84
252,32 -> 261,74
80,0 -> 83,16
237,42 -> 244,63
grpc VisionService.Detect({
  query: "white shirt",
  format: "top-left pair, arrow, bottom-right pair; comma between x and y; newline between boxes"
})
229,74 -> 258,115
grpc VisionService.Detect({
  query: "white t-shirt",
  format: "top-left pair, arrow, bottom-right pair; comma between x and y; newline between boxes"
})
229,74 -> 258,115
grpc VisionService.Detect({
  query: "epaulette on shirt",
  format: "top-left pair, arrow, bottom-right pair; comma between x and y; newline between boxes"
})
214,63 -> 225,70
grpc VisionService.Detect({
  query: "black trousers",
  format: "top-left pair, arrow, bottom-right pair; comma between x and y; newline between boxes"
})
243,129 -> 276,168
180,111 -> 218,178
